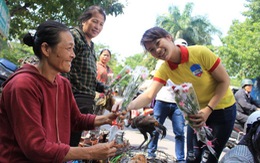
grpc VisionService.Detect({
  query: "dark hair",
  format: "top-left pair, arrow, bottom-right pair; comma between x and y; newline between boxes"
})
23,20 -> 70,59
78,5 -> 106,30
140,27 -> 171,50
99,49 -> 111,57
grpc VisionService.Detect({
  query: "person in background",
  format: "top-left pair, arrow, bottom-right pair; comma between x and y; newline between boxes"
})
235,78 -> 260,128
114,27 -> 236,163
148,79 -> 186,162
62,5 -> 108,147
0,20 -> 123,163
95,49 -> 114,116
220,110 -> 260,163
96,49 -> 113,85
147,40 -> 187,162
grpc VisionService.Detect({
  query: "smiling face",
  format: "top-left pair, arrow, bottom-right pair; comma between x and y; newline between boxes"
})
82,12 -> 105,41
145,35 -> 174,61
47,31 -> 75,73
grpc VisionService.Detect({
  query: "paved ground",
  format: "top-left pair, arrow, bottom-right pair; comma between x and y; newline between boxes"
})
100,115 -> 230,162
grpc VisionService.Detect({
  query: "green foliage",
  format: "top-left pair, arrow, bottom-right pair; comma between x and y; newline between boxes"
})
218,0 -> 260,80
5,0 -> 125,41
156,2 -> 221,45
124,53 -> 145,70
244,0 -> 260,22
1,0 -> 125,65
140,54 -> 157,72
0,41 -> 34,65
0,37 -> 8,51
111,53 -> 156,91
230,78 -> 241,87
122,53 -> 156,72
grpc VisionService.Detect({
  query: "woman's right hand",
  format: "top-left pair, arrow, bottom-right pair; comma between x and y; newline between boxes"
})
87,141 -> 117,160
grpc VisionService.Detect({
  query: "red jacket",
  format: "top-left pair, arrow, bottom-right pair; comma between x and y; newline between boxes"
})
0,64 -> 96,162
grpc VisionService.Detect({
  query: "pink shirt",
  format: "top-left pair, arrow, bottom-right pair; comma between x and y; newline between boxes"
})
96,61 -> 112,84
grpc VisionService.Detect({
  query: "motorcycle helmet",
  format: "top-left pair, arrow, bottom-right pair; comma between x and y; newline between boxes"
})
241,78 -> 253,88
239,111 -> 260,162
174,38 -> 188,47
248,114 -> 260,160
245,110 -> 260,133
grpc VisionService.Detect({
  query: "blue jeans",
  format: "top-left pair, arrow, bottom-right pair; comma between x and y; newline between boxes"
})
148,100 -> 185,161
186,104 -> 236,163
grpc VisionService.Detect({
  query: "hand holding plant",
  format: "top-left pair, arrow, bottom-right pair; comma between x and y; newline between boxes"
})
173,83 -> 217,157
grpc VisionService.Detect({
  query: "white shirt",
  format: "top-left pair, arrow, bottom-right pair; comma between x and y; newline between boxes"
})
155,80 -> 176,103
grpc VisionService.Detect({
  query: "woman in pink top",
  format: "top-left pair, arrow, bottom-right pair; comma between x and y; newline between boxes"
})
96,49 -> 113,84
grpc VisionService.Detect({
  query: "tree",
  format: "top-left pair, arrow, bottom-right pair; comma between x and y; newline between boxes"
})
243,0 -> 260,22
220,20 -> 260,79
123,53 -> 156,72
218,0 -> 260,80
1,0 -> 126,65
5,0 -> 126,40
0,41 -> 33,65
156,2 -> 221,45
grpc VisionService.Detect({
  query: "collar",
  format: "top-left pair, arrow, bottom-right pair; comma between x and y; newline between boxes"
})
75,27 -> 94,49
168,45 -> 189,70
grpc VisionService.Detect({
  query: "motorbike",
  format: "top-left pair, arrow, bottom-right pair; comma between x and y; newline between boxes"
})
0,58 -> 18,95
0,58 -> 18,85
225,120 -> 245,149
226,82 -> 260,149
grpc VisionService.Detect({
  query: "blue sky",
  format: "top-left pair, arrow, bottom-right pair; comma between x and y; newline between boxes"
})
93,0 -> 246,57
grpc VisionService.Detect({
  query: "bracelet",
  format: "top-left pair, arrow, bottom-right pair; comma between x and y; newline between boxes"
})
207,105 -> 214,111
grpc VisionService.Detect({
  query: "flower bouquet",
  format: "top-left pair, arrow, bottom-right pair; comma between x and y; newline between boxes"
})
95,66 -> 131,114
108,66 -> 149,142
109,65 -> 131,90
172,83 -> 216,157
120,66 -> 149,111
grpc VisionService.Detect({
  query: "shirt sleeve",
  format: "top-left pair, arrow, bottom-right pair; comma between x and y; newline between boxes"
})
153,62 -> 168,85
198,46 -> 220,72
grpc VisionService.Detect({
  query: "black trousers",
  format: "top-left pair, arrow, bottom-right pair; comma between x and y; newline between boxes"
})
70,93 -> 95,147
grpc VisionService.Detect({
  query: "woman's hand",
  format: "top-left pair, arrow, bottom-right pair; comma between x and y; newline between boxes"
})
187,107 -> 212,128
86,141 -> 117,160
104,112 -> 126,128
64,141 -> 118,161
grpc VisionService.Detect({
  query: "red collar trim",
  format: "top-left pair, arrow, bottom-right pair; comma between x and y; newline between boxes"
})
168,45 -> 189,70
